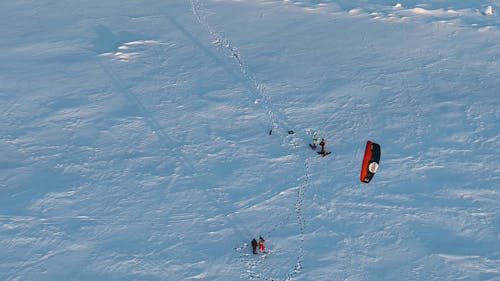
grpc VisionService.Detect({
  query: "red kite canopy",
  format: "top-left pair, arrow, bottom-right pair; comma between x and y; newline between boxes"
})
360,141 -> 381,183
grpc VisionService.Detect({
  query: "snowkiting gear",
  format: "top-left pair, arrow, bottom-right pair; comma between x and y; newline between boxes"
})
316,138 -> 331,156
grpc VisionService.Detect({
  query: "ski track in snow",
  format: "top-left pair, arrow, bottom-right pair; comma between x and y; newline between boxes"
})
97,26 -> 264,274
95,6 -> 302,280
191,0 -> 311,279
190,0 -> 290,139
97,58 -> 195,198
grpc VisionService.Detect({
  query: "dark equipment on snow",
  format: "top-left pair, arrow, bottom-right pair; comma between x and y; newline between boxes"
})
360,141 -> 381,183
288,130 -> 294,134
317,151 -> 331,157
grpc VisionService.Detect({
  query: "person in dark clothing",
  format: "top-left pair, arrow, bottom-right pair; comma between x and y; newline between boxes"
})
251,238 -> 258,254
319,138 -> 326,155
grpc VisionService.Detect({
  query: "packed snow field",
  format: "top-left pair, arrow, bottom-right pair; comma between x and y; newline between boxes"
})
1,0 -> 499,280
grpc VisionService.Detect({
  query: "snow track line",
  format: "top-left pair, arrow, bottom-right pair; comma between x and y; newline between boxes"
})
98,61 -> 180,149
100,49 -> 257,256
98,60 -> 199,193
190,1 -> 309,280
190,0 -> 292,142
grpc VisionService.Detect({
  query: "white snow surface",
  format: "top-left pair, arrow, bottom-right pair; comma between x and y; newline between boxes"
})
1,0 -> 499,280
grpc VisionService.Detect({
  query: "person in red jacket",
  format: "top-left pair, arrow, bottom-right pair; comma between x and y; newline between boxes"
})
258,236 -> 265,252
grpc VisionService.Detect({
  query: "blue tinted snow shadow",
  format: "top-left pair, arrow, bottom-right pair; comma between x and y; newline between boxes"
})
0,166 -> 84,216
411,222 -> 499,259
91,25 -> 143,54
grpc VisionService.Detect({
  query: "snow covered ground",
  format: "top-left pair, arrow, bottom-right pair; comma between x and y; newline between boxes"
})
1,0 -> 499,280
